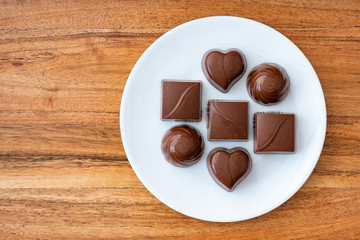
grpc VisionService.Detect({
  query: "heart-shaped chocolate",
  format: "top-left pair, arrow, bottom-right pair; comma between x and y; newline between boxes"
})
202,49 -> 247,93
207,147 -> 252,192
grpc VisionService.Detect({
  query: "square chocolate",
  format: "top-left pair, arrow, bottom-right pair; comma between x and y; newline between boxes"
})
208,100 -> 248,141
254,113 -> 295,153
161,80 -> 201,121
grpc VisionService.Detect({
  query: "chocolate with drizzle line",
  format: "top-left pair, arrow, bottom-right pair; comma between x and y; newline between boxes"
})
254,113 -> 295,153
161,80 -> 201,121
207,100 -> 248,141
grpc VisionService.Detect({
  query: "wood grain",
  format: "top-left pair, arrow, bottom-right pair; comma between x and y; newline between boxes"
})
0,0 -> 359,239
0,188 -> 358,239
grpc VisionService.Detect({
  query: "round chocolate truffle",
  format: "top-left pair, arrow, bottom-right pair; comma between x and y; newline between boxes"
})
247,63 -> 290,105
161,125 -> 204,167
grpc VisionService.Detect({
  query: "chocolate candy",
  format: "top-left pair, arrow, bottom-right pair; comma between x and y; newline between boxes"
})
161,125 -> 204,167
254,113 -> 295,153
207,100 -> 248,141
207,148 -> 252,192
247,63 -> 290,105
161,80 -> 201,121
202,49 -> 247,93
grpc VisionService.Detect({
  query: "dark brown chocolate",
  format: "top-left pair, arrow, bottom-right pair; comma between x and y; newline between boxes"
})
247,63 -> 290,105
161,125 -> 204,167
254,113 -> 295,153
207,147 -> 252,192
202,49 -> 247,93
161,80 -> 201,121
207,100 -> 248,141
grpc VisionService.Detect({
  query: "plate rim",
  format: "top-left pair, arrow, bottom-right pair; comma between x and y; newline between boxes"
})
120,16 -> 327,222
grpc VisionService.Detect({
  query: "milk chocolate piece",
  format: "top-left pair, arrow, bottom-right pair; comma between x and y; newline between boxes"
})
254,113 -> 295,153
161,125 -> 204,167
202,49 -> 247,93
161,80 -> 201,121
207,147 -> 252,192
247,63 -> 290,105
208,100 -> 248,141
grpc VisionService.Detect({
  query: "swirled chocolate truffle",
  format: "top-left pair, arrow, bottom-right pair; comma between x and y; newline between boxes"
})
161,125 -> 204,167
247,63 -> 290,105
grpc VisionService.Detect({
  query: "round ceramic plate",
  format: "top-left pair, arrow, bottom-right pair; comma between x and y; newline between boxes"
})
120,16 -> 326,222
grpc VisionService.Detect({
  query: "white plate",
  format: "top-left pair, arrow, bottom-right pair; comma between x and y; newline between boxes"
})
120,16 -> 326,222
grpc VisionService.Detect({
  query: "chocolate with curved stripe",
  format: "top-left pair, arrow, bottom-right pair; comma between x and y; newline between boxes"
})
207,100 -> 248,141
161,80 -> 201,121
254,113 -> 295,153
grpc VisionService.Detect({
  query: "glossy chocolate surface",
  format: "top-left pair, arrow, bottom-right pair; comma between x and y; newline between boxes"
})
161,80 -> 201,121
202,49 -> 246,93
255,113 -> 295,153
247,63 -> 290,105
207,147 -> 252,192
161,125 -> 204,167
207,100 -> 248,140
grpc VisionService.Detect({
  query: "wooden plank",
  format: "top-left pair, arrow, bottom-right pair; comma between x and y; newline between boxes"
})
0,188 -> 358,239
0,31 -> 155,124
0,0 -> 359,30
0,124 -> 123,155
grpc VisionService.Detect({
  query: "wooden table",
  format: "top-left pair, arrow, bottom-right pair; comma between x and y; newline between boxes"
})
0,0 -> 359,239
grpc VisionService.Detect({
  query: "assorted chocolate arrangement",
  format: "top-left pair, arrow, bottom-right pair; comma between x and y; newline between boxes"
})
160,48 -> 295,192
